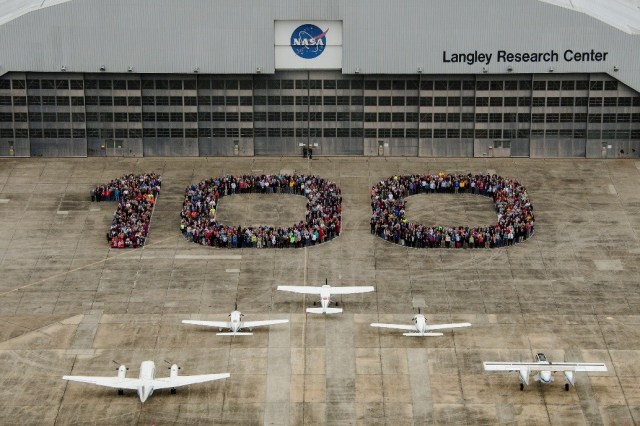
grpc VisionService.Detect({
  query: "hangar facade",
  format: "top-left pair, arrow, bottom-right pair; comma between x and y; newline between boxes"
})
1,0 -> 640,158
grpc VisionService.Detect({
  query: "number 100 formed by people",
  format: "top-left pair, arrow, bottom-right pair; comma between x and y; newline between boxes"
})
92,172 -> 533,250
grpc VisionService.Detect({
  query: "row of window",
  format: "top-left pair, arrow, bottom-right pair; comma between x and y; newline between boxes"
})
4,95 -> 640,108
5,126 -> 638,140
6,110 -> 640,124
2,78 -> 622,92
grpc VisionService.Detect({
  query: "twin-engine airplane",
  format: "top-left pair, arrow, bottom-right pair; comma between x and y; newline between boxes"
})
182,304 -> 289,336
371,309 -> 471,336
277,279 -> 374,314
62,360 -> 229,402
483,353 -> 607,391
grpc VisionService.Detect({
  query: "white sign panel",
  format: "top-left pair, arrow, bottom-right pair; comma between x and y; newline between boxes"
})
275,20 -> 342,70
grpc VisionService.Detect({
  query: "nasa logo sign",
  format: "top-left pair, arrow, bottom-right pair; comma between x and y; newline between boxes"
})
290,24 -> 329,59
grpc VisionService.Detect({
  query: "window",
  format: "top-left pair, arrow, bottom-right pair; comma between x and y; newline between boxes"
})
604,81 -> 618,91
519,80 -> 532,90
447,128 -> 460,138
226,96 -> 238,106
295,80 -> 308,90
156,112 -> 169,121
42,96 -> 56,105
85,112 -> 98,122
448,113 -> 460,122
127,80 -> 140,90
170,113 -> 183,122
490,97 -> 502,106
323,128 -> 336,137
504,97 -> 517,106
532,97 -> 545,106
282,96 -> 294,105
489,129 -> 502,138
268,112 -> 280,122
490,113 -> 502,123
113,96 -> 127,106
461,129 -> 474,138
476,97 -> 488,106
240,96 -> 252,106
155,96 -> 169,106
461,113 -> 474,122
213,96 -> 226,105
448,96 -> 460,106
518,97 -> 531,107
337,80 -> 350,90
420,80 -> 433,90
504,81 -> 518,90
462,80 -> 475,90
156,128 -> 170,137
531,114 -> 545,123
560,113 -> 573,123
618,97 -> 631,107
419,128 -> 432,138
114,113 -> 127,122
603,97 -> 617,107
561,97 -> 574,106
589,98 -> 602,107
475,113 -> 488,123
323,80 -> 336,89
588,113 -> 602,123
323,96 -> 336,106
574,113 -> 587,122
170,128 -> 184,138
378,113 -> 391,122
323,112 -> 336,121
617,113 -> 630,123
337,112 -> 350,122
351,112 -> 363,121
392,112 -> 404,122
378,81 -> 391,90
602,113 -> 616,123
532,81 -> 546,90
561,81 -> 575,90
547,81 -> 560,90
351,96 -> 363,105
575,97 -> 588,106
433,129 -> 446,138
12,80 -> 26,89
546,97 -> 560,107
73,129 -> 86,138
198,112 -> 211,121
42,112 -> 56,122
434,97 -> 447,106
405,112 -> 418,122
590,81 -> 603,90
378,128 -> 391,138
406,128 -> 418,138
378,97 -> 391,106
254,112 -> 266,121
433,113 -> 447,122
56,96 -> 70,106
268,96 -> 280,105
281,112 -> 294,121
240,128 -> 253,138
212,112 -> 225,122
490,81 -> 503,90
392,96 -> 404,106
420,97 -> 432,106
128,113 -> 141,122
14,113 -> 28,122
545,113 -> 559,123
100,112 -> 114,122
170,96 -> 182,106
240,112 -> 253,122
420,113 -> 432,122
575,81 -> 589,90
503,113 -> 516,122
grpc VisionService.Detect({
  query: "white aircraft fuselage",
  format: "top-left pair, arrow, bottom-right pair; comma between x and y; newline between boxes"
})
319,285 -> 332,312
136,361 -> 166,403
229,310 -> 243,332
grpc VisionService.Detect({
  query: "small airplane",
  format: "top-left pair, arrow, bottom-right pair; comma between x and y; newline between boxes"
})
182,304 -> 289,336
370,309 -> 471,336
277,279 -> 375,314
483,353 -> 607,391
62,360 -> 229,403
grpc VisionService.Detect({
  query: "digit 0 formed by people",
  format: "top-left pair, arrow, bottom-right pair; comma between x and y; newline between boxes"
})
91,173 -> 162,249
370,173 -> 535,248
180,175 -> 342,248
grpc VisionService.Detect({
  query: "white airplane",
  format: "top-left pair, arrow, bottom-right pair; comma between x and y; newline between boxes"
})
62,360 -> 229,403
277,279 -> 375,314
371,309 -> 471,336
182,304 -> 289,336
483,353 -> 607,391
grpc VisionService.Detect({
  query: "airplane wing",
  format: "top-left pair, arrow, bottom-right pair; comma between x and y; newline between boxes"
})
150,373 -> 230,390
425,322 -> 472,331
277,286 -> 322,295
242,319 -> 289,329
62,375 -> 142,390
329,286 -> 375,295
483,362 -> 607,372
370,323 -> 417,331
182,320 -> 229,328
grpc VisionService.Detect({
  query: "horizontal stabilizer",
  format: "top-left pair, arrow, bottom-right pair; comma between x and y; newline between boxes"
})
216,332 -> 253,336
306,307 -> 343,314
402,332 -> 444,337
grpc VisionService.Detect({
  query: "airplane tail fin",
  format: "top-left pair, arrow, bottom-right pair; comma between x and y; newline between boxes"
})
306,307 -> 343,314
216,332 -> 253,336
402,332 -> 444,337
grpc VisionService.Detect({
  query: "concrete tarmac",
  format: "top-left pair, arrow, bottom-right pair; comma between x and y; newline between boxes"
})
0,157 -> 639,425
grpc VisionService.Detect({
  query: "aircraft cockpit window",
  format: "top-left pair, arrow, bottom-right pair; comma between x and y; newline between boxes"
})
536,353 -> 547,362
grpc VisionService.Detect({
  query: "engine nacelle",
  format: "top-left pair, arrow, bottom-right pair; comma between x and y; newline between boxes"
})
170,364 -> 180,379
518,367 -> 530,386
564,370 -> 575,387
117,365 -> 127,379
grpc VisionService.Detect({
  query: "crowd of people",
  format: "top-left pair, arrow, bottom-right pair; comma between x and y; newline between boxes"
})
180,175 -> 342,248
91,173 -> 161,248
370,173 -> 534,248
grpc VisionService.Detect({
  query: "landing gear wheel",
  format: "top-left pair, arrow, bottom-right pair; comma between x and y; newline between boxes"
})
564,383 -> 570,391
171,388 -> 177,394
335,301 -> 339,307
519,383 -> 524,391
313,301 -> 317,306
118,389 -> 124,396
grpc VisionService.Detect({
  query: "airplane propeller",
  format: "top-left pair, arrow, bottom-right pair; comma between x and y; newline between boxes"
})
112,360 -> 129,370
164,360 -> 181,370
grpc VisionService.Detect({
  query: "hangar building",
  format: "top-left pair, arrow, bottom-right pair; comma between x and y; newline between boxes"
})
1,0 -> 640,158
